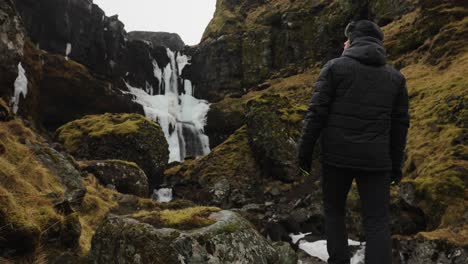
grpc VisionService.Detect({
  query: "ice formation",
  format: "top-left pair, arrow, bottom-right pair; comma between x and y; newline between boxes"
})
154,188 -> 173,203
11,63 -> 28,114
128,48 -> 210,162
65,43 -> 72,60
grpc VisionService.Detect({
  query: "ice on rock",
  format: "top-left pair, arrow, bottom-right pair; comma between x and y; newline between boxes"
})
127,48 -> 210,162
154,188 -> 173,203
11,63 -> 28,114
65,43 -> 72,60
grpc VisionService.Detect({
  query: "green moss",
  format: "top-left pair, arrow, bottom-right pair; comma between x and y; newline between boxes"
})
56,113 -> 159,153
131,207 -> 221,230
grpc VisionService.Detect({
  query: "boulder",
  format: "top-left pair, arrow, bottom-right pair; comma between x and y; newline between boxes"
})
394,231 -> 468,264
80,160 -> 149,197
30,143 -> 86,207
91,210 -> 280,264
56,113 -> 169,190
245,94 -> 305,183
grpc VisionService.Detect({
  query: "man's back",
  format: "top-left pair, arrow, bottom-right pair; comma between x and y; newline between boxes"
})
319,37 -> 408,171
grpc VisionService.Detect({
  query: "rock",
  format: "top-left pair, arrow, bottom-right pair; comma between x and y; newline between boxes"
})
0,0 -> 25,100
80,160 -> 149,197
272,242 -> 298,264
91,210 -> 280,264
190,0 -> 415,101
56,113 -> 169,190
394,233 -> 468,264
19,41 -> 144,130
13,0 -> 127,78
128,31 -> 186,51
165,126 -> 264,208
30,143 -> 86,207
205,100 -> 245,148
245,94 -> 305,183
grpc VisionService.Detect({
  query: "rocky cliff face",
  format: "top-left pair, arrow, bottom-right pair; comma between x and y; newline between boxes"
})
189,0 -> 414,101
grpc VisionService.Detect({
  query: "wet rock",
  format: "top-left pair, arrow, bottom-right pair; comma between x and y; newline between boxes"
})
56,113 -> 169,190
91,210 -> 279,264
80,160 -> 150,197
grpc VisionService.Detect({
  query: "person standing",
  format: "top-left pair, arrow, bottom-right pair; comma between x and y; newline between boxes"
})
297,20 -> 410,264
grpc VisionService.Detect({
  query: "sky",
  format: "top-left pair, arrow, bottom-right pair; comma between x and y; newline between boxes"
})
93,0 -> 217,45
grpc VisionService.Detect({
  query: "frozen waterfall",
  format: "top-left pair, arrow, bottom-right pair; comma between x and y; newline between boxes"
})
127,48 -> 210,162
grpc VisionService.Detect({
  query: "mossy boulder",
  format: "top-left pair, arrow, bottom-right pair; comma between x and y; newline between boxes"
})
56,113 -> 169,190
245,94 -> 306,182
91,210 -> 280,264
80,160 -> 149,197
165,126 -> 264,208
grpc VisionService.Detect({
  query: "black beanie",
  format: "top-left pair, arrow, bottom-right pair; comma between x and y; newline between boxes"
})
345,20 -> 384,43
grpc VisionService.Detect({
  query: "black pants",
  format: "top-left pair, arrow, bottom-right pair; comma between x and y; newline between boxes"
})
321,163 -> 392,264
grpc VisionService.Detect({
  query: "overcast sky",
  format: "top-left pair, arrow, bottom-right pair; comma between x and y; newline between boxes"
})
93,0 -> 216,45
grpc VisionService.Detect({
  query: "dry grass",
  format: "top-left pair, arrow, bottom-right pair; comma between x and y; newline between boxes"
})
77,174 -> 118,253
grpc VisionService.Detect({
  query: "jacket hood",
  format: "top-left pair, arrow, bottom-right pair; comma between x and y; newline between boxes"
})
343,36 -> 387,66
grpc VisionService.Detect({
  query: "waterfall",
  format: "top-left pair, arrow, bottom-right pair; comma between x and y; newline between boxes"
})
127,48 -> 210,162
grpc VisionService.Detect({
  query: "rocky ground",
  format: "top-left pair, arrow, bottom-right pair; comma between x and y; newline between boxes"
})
0,0 -> 466,263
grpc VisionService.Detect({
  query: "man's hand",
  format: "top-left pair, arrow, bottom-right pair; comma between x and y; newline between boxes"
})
298,155 -> 312,177
391,169 -> 403,185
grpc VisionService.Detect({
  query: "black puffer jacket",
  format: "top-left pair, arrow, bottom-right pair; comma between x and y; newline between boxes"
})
298,36 -> 410,173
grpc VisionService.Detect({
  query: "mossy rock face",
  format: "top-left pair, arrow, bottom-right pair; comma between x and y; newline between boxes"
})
80,160 -> 149,197
56,113 -> 169,190
245,94 -> 305,183
91,210 -> 279,264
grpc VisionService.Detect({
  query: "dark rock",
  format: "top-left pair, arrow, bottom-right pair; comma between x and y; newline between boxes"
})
13,0 -> 127,78
128,31 -> 185,51
60,213 -> 81,249
394,235 -> 468,264
80,160 -> 150,197
272,241 -> 298,264
91,210 -> 279,264
56,113 -> 169,190
0,0 -> 25,100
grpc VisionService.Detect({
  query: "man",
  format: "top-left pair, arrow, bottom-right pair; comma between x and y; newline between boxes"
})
297,20 -> 410,264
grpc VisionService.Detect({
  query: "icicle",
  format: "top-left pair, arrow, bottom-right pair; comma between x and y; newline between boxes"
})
11,63 -> 28,114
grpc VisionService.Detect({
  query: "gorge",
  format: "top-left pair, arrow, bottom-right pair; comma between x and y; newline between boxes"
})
0,0 -> 467,263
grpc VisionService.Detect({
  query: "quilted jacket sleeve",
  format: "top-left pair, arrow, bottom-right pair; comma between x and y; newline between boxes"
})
390,77 -> 410,177
297,61 -> 335,171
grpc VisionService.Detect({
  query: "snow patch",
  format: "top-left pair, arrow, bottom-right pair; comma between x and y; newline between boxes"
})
297,239 -> 365,263
11,63 -> 28,114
